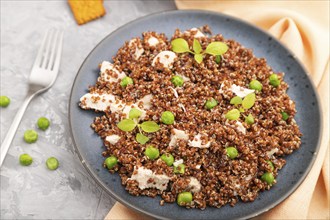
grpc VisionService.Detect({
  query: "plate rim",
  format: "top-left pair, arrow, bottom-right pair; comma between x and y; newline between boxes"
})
68,9 -> 323,220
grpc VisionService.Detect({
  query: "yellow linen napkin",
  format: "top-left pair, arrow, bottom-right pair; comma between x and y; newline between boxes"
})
106,1 -> 329,219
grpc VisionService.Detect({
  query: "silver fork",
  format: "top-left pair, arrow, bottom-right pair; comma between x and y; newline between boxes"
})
0,29 -> 63,167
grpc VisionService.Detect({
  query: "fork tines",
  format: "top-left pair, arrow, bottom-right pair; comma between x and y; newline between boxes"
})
34,29 -> 63,72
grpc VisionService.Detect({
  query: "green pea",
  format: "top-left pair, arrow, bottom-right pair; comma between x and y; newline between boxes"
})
161,111 -> 175,125
266,160 -> 275,171
160,153 -> 174,166
249,80 -> 263,91
0,96 -> 10,107
24,130 -> 38,144
19,154 -> 33,166
230,96 -> 242,105
226,147 -> 238,159
269,74 -> 280,87
144,146 -> 159,160
281,112 -> 289,121
245,114 -> 255,125
174,164 -> 185,174
205,98 -> 218,110
120,76 -> 134,87
177,191 -> 193,206
105,156 -> 118,169
171,75 -> 184,87
261,172 -> 275,185
37,117 -> 50,131
46,157 -> 59,170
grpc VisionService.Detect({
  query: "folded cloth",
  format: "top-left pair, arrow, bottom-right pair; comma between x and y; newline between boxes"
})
105,1 -> 329,219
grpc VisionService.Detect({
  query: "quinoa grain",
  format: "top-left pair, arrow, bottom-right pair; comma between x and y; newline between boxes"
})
80,26 -> 302,209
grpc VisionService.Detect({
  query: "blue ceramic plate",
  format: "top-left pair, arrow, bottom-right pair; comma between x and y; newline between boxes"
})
69,10 -> 322,220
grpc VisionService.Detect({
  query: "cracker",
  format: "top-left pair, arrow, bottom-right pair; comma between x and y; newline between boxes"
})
68,0 -> 106,25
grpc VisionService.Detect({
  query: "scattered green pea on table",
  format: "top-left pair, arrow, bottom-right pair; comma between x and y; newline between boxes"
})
177,191 -> 193,206
37,117 -> 50,130
24,129 -> 38,143
0,96 -> 10,107
46,157 -> 59,170
161,111 -> 175,125
19,153 -> 33,166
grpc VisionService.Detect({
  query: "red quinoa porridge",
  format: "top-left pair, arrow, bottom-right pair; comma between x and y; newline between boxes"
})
79,26 -> 302,209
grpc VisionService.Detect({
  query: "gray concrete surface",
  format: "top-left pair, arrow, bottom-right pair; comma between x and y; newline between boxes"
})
0,1 -> 176,219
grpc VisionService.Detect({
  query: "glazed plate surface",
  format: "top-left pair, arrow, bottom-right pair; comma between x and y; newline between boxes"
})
69,10 -> 322,220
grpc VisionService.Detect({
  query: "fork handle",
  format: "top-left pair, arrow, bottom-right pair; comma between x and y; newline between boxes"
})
0,92 -> 37,167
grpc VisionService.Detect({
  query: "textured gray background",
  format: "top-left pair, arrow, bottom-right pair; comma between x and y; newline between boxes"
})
0,1 -> 176,219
